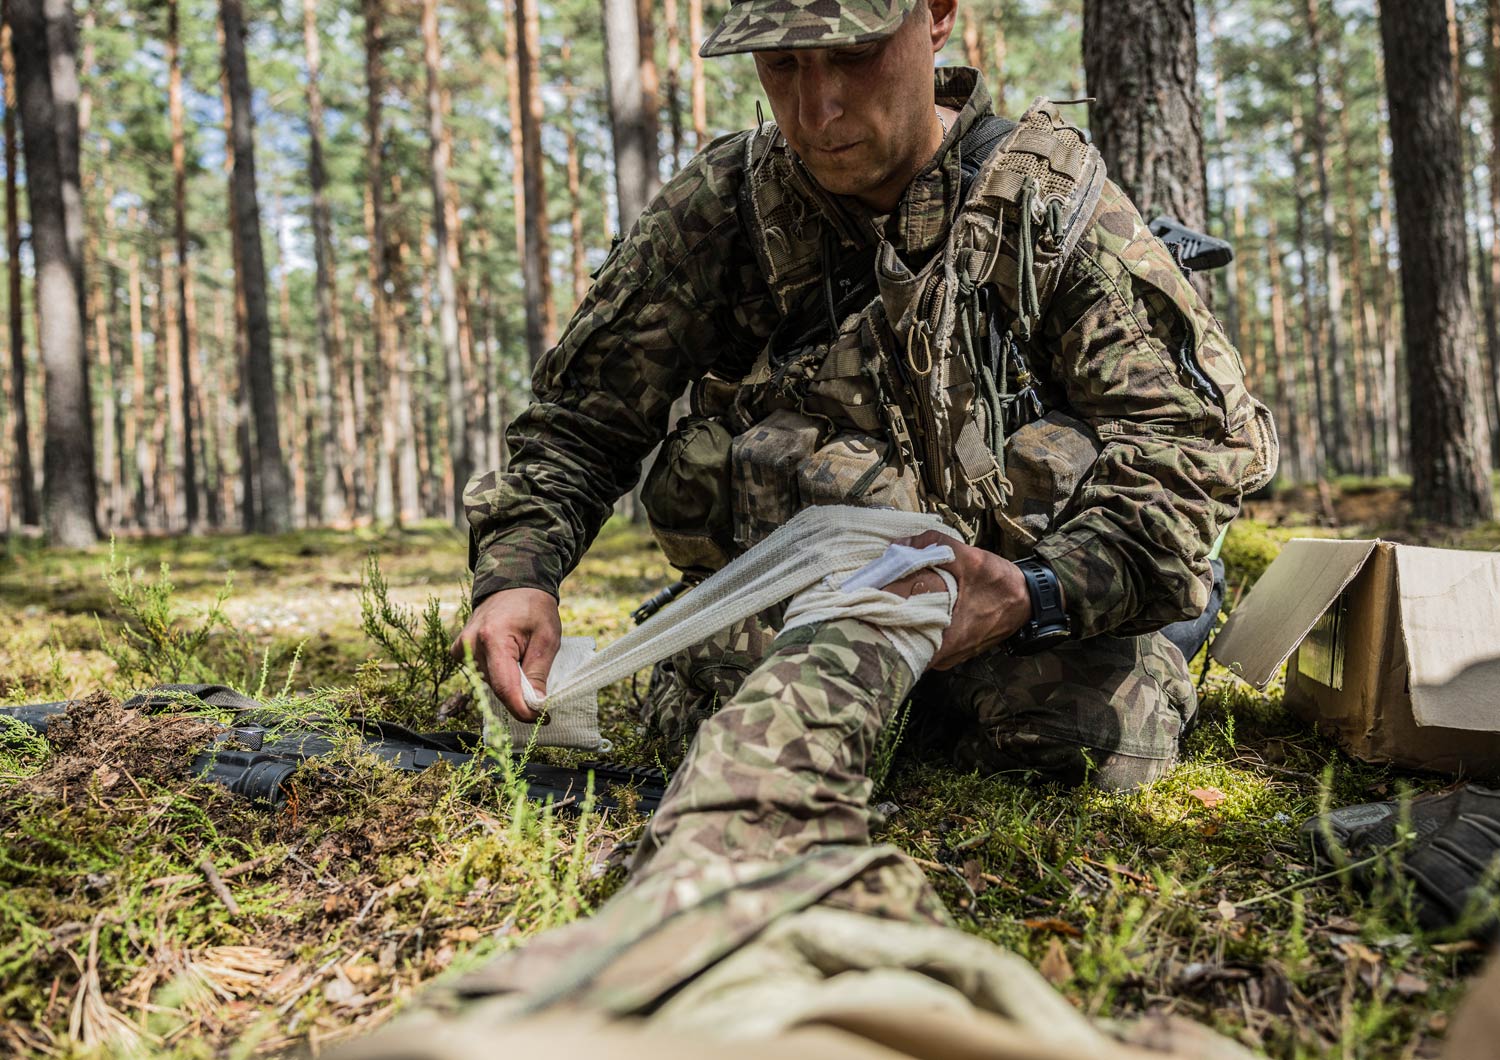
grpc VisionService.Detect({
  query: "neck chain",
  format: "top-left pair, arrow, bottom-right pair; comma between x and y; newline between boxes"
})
936,105 -> 951,139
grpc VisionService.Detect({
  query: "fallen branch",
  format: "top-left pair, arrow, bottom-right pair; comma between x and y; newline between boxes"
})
199,858 -> 242,917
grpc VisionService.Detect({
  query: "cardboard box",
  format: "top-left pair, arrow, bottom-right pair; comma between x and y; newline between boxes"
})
1210,539 -> 1500,776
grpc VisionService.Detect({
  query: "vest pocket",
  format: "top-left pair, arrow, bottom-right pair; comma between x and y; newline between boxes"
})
992,410 -> 1101,557
642,415 -> 736,579
797,432 -> 922,512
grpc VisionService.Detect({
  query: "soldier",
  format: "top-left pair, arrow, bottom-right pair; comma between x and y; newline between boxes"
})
453,0 -> 1275,791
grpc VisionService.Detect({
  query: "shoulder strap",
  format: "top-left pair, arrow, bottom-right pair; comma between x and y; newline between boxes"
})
957,113 -> 1019,204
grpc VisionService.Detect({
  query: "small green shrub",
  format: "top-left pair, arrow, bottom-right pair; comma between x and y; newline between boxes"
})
98,541 -> 234,683
358,554 -> 473,720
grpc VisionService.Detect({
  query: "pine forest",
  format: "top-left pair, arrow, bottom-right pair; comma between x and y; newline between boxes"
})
1,0 -> 1496,543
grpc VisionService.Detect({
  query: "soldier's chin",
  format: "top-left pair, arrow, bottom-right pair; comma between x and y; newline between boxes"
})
802,157 -> 876,198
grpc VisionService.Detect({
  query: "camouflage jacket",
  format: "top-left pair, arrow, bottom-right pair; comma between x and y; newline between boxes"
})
465,68 -> 1264,640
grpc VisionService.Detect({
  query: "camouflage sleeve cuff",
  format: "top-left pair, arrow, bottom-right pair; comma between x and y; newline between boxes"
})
1033,528 -> 1210,641
469,533 -> 565,606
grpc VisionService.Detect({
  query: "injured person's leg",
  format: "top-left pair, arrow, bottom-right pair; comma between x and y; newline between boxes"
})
335,546 -> 1249,1060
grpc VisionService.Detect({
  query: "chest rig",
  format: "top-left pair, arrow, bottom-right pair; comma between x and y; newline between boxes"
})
644,99 -> 1107,579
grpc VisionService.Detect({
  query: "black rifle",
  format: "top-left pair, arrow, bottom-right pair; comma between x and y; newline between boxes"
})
1148,215 -> 1234,274
0,687 -> 667,815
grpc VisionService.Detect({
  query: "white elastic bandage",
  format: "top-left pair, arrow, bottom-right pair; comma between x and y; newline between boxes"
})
782,542 -> 957,679
487,506 -> 962,750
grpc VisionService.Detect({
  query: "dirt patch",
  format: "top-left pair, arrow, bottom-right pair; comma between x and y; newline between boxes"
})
15,692 -> 222,806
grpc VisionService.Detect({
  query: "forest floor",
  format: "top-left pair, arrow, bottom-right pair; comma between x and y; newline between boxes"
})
2,479 -> 1499,1059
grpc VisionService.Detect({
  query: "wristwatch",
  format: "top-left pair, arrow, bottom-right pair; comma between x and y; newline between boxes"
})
1006,557 -> 1072,655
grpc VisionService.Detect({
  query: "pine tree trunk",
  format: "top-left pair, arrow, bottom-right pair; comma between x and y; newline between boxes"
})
1486,0 -> 1500,465
961,7 -> 982,70
390,230 -> 418,522
503,3 -> 526,266
216,25 -> 252,529
663,0 -> 682,170
688,0 -> 705,150
1267,212 -> 1304,483
990,17 -> 1008,112
564,55 -> 589,309
1336,69 -> 1378,476
362,0 -> 395,523
423,0 -> 471,525
95,199 -> 117,528
515,0 -> 554,371
44,0 -> 85,343
1291,102 -> 1329,474
2,6 -> 37,527
1081,0 -> 1208,233
167,0 -> 199,529
219,0 -> 290,533
302,0 -> 347,525
1379,0 -> 1495,524
604,0 -> 653,231
125,207 -> 147,522
1301,0 -> 1352,473
1373,59 -> 1404,476
162,237 -> 184,528
7,0 -> 96,546
637,0 -> 662,189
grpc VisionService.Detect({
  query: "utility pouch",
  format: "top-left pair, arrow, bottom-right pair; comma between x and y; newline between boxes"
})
992,410 -> 1101,558
641,416 -> 736,579
730,408 -> 823,550
797,432 -> 922,512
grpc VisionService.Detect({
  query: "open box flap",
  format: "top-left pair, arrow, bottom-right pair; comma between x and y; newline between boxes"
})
1210,538 -> 1380,689
1395,545 -> 1500,733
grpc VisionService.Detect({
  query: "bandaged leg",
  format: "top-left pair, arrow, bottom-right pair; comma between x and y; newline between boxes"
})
631,544 -> 955,875
492,506 -> 959,751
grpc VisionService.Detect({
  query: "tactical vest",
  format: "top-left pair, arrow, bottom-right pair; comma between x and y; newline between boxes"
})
642,98 -> 1274,580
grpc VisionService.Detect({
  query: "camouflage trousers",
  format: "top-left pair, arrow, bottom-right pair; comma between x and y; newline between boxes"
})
334,619 -> 1249,1060
646,612 -> 1195,791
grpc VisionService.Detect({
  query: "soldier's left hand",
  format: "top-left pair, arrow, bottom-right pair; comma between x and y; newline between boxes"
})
882,530 -> 1032,669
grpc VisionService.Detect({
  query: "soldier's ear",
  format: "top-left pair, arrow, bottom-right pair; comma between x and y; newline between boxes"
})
928,0 -> 958,53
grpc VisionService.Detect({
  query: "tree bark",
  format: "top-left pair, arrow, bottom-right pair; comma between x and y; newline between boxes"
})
219,0 -> 291,532
1266,211 -> 1304,483
663,0 -> 682,170
1379,0 -> 1495,524
362,0 -> 395,523
1486,0 -> 1500,465
167,0 -> 199,529
961,7 -> 982,70
2,6 -> 37,526
637,0 -> 662,188
604,0 -> 654,231
1081,0 -> 1208,235
301,0 -> 347,524
990,17 -> 1008,112
1291,102 -> 1329,474
95,196 -> 117,528
43,0 -> 84,340
515,0 -> 554,371
423,0 -> 471,525
1301,0 -> 1352,473
568,116 -> 589,307
688,0 -> 705,150
7,0 -> 96,546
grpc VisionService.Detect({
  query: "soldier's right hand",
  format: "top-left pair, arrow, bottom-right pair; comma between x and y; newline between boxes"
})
450,588 -> 561,722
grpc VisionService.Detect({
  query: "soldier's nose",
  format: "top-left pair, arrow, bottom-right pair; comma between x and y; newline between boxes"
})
796,67 -> 844,135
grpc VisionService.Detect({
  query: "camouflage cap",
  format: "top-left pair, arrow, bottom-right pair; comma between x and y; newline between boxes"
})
700,0 -> 918,58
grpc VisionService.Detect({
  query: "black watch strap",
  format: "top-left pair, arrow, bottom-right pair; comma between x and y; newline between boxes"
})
1007,557 -> 1072,656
